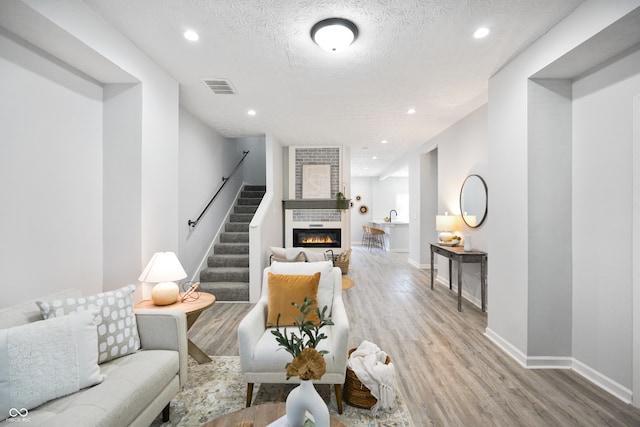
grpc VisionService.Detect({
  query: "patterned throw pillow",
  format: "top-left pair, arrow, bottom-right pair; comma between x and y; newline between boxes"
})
36,284 -> 140,363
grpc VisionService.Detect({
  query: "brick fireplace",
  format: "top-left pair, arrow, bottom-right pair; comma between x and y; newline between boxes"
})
284,146 -> 350,253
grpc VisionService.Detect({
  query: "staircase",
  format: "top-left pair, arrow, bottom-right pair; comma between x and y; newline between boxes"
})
199,185 -> 266,301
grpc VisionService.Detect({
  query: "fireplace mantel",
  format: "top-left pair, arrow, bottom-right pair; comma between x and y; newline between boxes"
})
282,199 -> 350,210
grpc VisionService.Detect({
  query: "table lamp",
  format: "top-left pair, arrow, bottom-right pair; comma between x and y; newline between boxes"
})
138,252 -> 187,305
436,213 -> 456,242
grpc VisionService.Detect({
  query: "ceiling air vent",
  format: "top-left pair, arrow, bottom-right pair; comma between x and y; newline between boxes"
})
202,78 -> 237,95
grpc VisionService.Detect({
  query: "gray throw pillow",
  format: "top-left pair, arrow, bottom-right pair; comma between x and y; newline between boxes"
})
37,284 -> 140,363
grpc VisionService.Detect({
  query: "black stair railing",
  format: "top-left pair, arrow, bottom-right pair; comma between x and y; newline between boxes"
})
188,150 -> 250,229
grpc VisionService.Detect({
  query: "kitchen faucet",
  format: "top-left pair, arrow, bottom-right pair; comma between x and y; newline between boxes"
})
389,209 -> 398,222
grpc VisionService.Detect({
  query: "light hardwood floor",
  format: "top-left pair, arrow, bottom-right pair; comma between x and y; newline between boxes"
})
189,246 -> 640,426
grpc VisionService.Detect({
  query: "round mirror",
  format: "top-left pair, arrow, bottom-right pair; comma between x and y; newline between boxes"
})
459,174 -> 487,228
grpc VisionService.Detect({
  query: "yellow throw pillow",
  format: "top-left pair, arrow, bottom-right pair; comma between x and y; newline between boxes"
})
267,272 -> 321,327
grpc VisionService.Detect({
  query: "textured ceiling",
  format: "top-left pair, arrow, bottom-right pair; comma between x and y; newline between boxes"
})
85,0 -> 584,177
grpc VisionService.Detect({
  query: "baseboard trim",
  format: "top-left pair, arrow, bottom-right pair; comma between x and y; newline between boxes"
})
407,258 -> 432,269
573,358 -> 632,404
484,328 -> 633,404
526,356 -> 573,369
484,328 -> 528,367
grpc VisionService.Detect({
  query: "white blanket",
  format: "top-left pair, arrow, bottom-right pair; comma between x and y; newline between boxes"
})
348,340 -> 395,414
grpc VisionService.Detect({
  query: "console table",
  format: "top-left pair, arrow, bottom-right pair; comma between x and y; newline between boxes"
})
430,243 -> 487,312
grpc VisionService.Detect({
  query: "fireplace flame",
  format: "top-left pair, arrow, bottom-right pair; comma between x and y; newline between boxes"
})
301,236 -> 334,244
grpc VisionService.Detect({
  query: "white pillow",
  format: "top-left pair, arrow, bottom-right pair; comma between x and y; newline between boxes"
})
270,261 -> 334,315
36,284 -> 140,363
0,310 -> 105,420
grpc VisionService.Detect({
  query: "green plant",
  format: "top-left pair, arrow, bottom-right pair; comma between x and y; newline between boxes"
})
271,296 -> 333,358
335,191 -> 347,211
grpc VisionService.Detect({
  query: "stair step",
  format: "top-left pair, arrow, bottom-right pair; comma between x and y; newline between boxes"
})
207,254 -> 249,268
200,267 -> 249,282
234,205 -> 258,214
196,184 -> 265,303
214,242 -> 249,254
226,222 -> 249,232
220,232 -> 249,243
199,283 -> 249,302
241,190 -> 266,199
237,198 -> 262,206
230,213 -> 254,223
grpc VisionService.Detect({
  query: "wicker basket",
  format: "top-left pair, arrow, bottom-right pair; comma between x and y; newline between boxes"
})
344,348 -> 391,409
333,249 -> 351,275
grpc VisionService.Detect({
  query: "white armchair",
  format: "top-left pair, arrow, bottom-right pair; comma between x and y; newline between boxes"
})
238,261 -> 349,413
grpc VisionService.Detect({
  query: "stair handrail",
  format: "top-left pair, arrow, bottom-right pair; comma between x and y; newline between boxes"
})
188,150 -> 250,229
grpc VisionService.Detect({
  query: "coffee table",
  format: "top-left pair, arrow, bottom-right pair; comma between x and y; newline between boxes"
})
135,292 -> 215,363
202,402 -> 346,426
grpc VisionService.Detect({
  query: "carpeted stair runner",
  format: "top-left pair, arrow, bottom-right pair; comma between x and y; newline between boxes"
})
199,185 -> 265,301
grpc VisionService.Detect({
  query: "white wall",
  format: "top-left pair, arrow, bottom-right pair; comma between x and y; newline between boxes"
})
236,135 -> 267,186
0,31 -> 104,305
350,177 -> 374,244
527,79 -> 573,357
408,150 -> 438,267
249,134 -> 284,302
487,0 -> 640,403
179,108 -> 240,279
22,0 -> 181,280
415,106 -> 489,306
103,83 -> 142,292
572,48 -> 640,390
349,176 -> 409,244
487,0 -> 640,359
372,177 -> 409,222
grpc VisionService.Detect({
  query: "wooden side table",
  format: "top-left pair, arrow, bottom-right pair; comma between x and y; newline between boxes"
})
430,243 -> 487,312
202,402 -> 346,427
135,292 -> 216,363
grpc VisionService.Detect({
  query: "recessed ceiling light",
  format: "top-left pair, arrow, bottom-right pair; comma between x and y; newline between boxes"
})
372,156 -> 378,160
184,30 -> 199,41
473,27 -> 491,39
407,108 -> 416,114
247,110 -> 256,116
311,18 -> 358,52
381,140 -> 388,144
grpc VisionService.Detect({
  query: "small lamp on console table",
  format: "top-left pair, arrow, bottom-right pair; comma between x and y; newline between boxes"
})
138,252 -> 187,306
436,212 -> 456,243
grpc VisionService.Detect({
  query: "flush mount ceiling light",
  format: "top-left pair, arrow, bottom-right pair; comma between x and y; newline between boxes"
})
473,27 -> 491,39
311,18 -> 358,52
183,30 -> 199,41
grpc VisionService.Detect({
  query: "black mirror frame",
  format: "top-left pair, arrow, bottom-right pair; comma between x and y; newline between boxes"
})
459,174 -> 488,228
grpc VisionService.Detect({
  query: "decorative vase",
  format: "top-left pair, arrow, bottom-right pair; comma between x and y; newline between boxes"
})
464,235 -> 472,252
286,380 -> 329,427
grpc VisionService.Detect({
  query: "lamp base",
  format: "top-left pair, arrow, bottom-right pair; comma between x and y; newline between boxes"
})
438,231 -> 453,243
151,282 -> 180,305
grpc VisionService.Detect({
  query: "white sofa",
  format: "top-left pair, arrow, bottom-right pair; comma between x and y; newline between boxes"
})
0,289 -> 188,427
238,261 -> 349,413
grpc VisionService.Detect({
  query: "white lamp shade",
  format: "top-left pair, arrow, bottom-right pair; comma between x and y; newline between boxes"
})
138,252 -> 187,283
435,215 -> 456,232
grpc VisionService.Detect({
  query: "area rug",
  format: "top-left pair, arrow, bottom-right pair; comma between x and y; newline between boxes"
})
150,356 -> 414,426
341,277 -> 355,290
